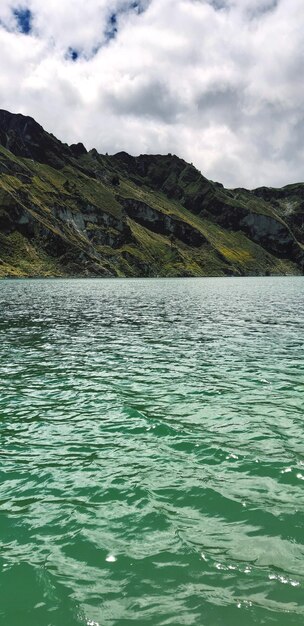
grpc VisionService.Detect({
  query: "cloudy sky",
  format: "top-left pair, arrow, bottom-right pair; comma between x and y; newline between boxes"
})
0,0 -> 303,188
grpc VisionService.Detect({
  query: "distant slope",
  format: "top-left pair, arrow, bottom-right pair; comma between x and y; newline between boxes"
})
0,109 -> 303,277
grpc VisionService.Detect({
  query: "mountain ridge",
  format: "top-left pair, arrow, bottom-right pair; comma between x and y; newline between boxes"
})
0,109 -> 303,278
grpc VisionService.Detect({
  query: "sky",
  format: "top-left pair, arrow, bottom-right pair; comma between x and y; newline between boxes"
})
0,0 -> 303,188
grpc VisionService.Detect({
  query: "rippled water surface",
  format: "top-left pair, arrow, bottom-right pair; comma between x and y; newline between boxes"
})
0,277 -> 304,626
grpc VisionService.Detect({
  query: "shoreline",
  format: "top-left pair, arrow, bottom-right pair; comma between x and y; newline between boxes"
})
1,273 -> 303,281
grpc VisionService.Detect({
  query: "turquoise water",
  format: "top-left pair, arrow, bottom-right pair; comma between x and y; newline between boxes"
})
0,276 -> 303,626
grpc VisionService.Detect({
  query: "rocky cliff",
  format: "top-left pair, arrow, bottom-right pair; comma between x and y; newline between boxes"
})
0,109 -> 303,277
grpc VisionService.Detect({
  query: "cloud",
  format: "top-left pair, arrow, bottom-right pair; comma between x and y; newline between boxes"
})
0,0 -> 303,188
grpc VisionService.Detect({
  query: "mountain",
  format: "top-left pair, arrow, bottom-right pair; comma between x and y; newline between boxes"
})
0,109 -> 303,278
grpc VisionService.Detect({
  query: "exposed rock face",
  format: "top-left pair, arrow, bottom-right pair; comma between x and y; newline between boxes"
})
0,109 -> 303,278
121,198 -> 206,247
251,184 -> 304,248
239,213 -> 294,256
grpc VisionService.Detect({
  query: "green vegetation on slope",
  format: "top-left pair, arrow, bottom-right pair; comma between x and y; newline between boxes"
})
0,110 -> 303,278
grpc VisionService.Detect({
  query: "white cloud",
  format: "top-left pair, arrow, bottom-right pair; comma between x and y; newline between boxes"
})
0,0 -> 303,187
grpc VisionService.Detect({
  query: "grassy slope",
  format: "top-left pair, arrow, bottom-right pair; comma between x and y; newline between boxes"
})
117,178 -> 299,276
0,144 -> 302,278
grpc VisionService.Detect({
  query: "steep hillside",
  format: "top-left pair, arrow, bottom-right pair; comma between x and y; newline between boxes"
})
0,109 -> 303,277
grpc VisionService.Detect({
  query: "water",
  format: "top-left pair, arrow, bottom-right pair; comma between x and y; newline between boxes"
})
0,277 -> 303,626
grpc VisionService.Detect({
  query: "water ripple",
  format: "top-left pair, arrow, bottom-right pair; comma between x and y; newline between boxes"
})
0,277 -> 304,626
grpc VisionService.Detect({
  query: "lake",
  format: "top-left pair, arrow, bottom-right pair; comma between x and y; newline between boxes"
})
0,276 -> 303,625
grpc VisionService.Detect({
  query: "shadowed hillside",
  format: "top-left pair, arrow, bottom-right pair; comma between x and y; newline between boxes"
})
0,109 -> 303,277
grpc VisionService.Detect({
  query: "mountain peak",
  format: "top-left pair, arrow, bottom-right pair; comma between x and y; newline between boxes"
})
0,109 -> 71,168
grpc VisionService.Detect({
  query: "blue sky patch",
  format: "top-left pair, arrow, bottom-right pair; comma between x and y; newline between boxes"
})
13,7 -> 32,34
130,1 -> 146,14
64,1 -> 149,59
67,47 -> 79,61
104,2 -> 148,43
105,13 -> 118,42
